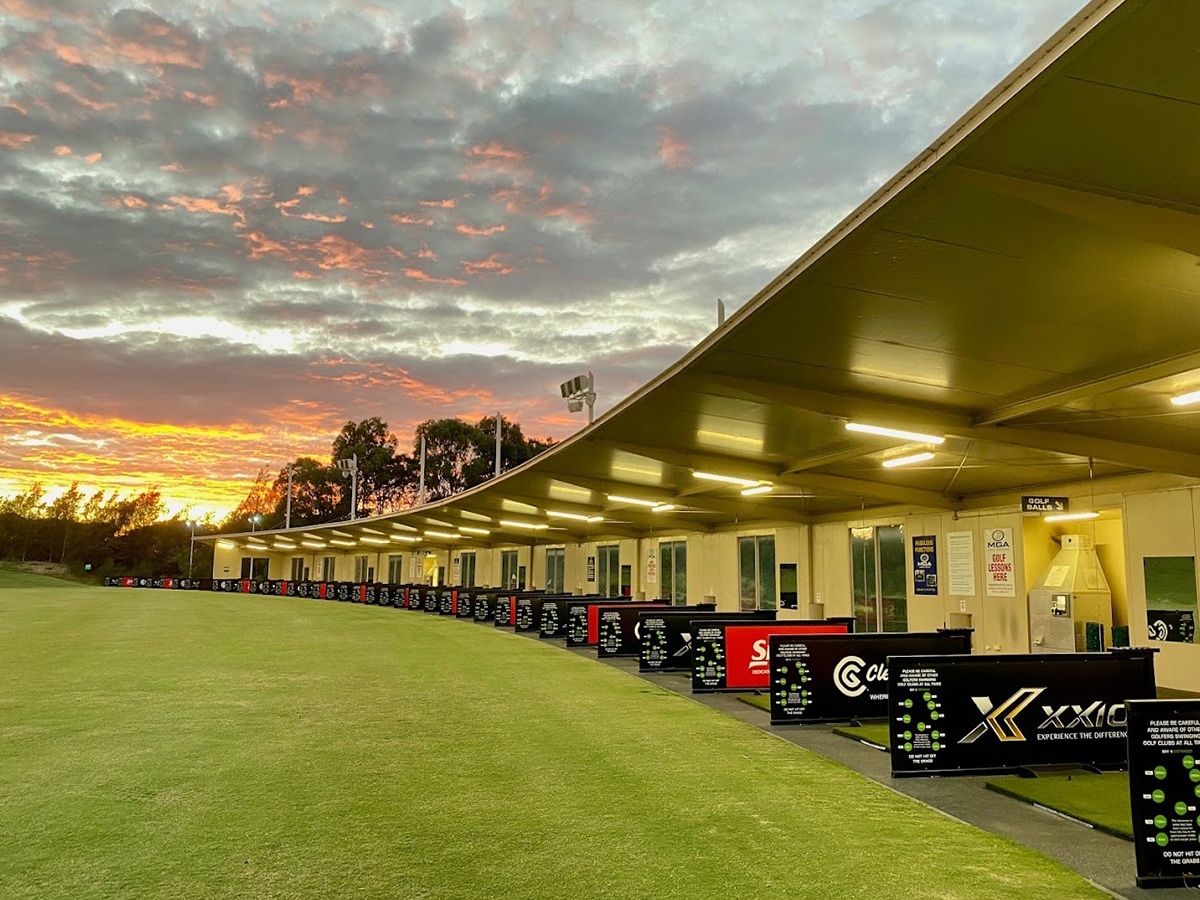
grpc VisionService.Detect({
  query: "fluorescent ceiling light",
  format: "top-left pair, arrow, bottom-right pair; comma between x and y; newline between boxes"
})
330,530 -> 353,538
881,452 -> 936,469
391,522 -> 418,532
459,526 -> 491,535
392,535 -> 421,543
548,511 -> 604,523
1171,390 -> 1200,406
608,495 -> 660,508
361,537 -> 391,545
845,422 -> 945,445
424,530 -> 461,539
301,542 -> 326,549
1044,511 -> 1100,522
217,540 -> 235,548
499,519 -> 549,530
358,527 -> 385,535
740,485 -> 773,496
693,471 -> 759,487
329,539 -> 356,547
652,504 -> 675,513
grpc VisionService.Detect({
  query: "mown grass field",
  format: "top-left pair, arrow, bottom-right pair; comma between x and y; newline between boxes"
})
0,573 -> 1113,899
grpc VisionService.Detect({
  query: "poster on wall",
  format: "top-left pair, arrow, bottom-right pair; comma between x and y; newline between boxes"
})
645,548 -> 657,583
984,527 -> 1015,598
912,535 -> 938,596
1144,557 -> 1198,644
947,531 -> 976,596
587,556 -> 596,582
1126,699 -> 1200,887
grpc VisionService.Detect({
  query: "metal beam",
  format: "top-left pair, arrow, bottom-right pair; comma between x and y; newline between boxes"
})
781,472 -> 960,510
971,425 -> 1200,480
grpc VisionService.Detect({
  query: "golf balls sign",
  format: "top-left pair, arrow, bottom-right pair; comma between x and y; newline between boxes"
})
1127,699 -> 1200,888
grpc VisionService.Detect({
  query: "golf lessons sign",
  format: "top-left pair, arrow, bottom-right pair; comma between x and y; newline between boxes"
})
888,650 -> 1157,777
1127,699 -> 1200,888
768,630 -> 972,725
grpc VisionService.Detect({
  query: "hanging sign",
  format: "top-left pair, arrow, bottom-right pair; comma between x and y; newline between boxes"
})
947,531 -> 976,596
984,527 -> 1015,598
912,535 -> 938,596
1022,496 -> 1069,513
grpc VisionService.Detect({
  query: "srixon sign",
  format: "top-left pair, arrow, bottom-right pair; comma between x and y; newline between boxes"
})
888,649 -> 1157,777
566,601 -> 668,647
768,630 -> 972,725
691,618 -> 854,693
596,603 -> 716,658
639,610 -> 775,672
1126,699 -> 1200,888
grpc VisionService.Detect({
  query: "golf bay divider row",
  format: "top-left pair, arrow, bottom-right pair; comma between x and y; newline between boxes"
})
595,603 -> 718,657
566,600 -> 670,647
888,648 -> 1158,777
639,610 -> 777,672
692,618 -> 855,693
768,630 -> 974,725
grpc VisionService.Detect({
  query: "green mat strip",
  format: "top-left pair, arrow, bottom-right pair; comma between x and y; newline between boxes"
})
984,774 -> 1133,841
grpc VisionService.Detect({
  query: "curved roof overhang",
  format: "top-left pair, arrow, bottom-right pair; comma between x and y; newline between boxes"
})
211,0 -> 1200,553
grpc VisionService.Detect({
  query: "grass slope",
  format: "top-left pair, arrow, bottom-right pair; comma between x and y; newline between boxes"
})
0,566 -> 85,590
0,587 -> 1112,900
985,773 -> 1133,840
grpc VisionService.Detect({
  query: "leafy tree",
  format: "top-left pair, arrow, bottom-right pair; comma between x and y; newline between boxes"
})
269,458 -> 342,527
331,418 -> 403,516
219,468 -> 279,532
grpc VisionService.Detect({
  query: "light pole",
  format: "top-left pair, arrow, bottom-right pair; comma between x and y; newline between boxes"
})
187,520 -> 197,579
560,371 -> 596,425
250,513 -> 262,532
336,454 -> 359,520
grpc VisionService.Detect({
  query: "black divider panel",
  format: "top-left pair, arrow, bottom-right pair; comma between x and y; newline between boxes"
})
198,578 -> 214,591
438,589 -> 455,615
691,619 -> 854,693
377,584 -> 392,607
639,610 -> 772,671
516,595 -> 549,632
474,592 -> 494,622
888,649 -> 1157,777
334,582 -> 352,602
1127,699 -> 1200,888
493,595 -> 514,627
455,590 -> 474,618
423,587 -> 439,613
539,597 -> 581,638
596,603 -> 694,657
768,630 -> 972,725
563,600 -> 662,646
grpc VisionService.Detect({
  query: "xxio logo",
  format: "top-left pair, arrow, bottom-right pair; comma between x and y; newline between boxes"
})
833,655 -> 887,698
959,688 -> 1128,744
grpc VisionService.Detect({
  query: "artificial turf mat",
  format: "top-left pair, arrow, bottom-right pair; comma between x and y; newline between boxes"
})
0,579 -> 1114,900
984,773 -> 1133,840
736,692 -> 770,712
832,723 -> 892,749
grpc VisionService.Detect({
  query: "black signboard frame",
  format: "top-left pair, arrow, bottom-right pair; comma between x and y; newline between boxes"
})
888,649 -> 1157,778
768,630 -> 972,725
1127,698 -> 1200,888
691,618 -> 855,693
473,591 -> 494,623
596,603 -> 717,658
639,610 -> 774,672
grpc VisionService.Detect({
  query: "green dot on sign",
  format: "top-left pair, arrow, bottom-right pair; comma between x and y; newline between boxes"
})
918,722 -> 926,732
923,692 -> 931,702
1156,833 -> 1169,847
932,731 -> 941,740
902,714 -> 911,724
1153,789 -> 1166,803
1176,802 -> 1189,816
904,742 -> 912,752
927,701 -> 936,711
1185,755 -> 1195,769
932,742 -> 941,751
1192,769 -> 1200,783
1195,785 -> 1200,798
905,699 -> 913,708
1155,766 -> 1168,780
903,731 -> 912,740
1155,815 -> 1168,829
931,711 -> 939,720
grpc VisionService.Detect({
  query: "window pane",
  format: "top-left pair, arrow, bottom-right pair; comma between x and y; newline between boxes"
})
240,557 -> 252,579
851,526 -> 877,633
878,524 -> 907,633
739,537 -> 756,611
608,546 -> 620,597
757,536 -> 776,610
674,542 -> 687,605
253,557 -> 269,580
660,545 -> 672,601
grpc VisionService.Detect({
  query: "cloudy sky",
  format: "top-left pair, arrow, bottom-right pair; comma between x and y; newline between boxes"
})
0,0 -> 1085,517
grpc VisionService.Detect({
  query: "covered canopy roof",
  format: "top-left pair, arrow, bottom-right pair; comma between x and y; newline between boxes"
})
217,0 -> 1200,551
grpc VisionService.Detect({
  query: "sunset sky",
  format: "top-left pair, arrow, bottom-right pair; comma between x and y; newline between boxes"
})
0,0 -> 1084,519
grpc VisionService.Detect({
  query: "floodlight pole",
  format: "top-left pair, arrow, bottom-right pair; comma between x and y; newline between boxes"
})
585,371 -> 595,424
418,436 -> 427,506
187,520 -> 196,579
350,454 -> 358,521
495,411 -> 502,478
285,465 -> 293,529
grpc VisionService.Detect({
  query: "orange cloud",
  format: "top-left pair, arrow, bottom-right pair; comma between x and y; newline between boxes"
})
658,126 -> 692,169
419,198 -> 457,208
0,132 -> 35,149
402,268 -> 466,286
456,223 -> 506,236
462,253 -> 516,277
389,212 -> 434,227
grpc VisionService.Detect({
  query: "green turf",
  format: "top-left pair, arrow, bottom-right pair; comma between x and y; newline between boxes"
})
736,692 -> 771,712
0,565 -> 84,589
833,723 -> 892,750
985,773 -> 1133,840
0,587 -> 1114,900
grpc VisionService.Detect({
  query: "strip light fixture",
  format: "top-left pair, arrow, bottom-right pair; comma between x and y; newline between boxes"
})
740,485 -> 773,496
609,494 -> 661,508
301,541 -> 326,549
424,530 -> 461,539
1044,511 -> 1100,522
499,519 -> 549,530
548,511 -> 604,523
361,537 -> 391,545
330,530 -> 354,538
217,540 -> 235,548
652,504 -> 675,512
881,452 -> 936,469
392,535 -> 421,543
458,526 -> 491,535
845,422 -> 945,444
329,539 -> 356,547
1171,390 -> 1200,406
692,471 -> 759,487
391,522 -> 418,532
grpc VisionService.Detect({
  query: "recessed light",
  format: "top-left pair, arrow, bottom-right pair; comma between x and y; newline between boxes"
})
1044,511 -> 1099,522
1171,390 -> 1200,406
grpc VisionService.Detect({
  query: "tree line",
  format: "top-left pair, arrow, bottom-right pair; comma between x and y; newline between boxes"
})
0,416 -> 553,577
